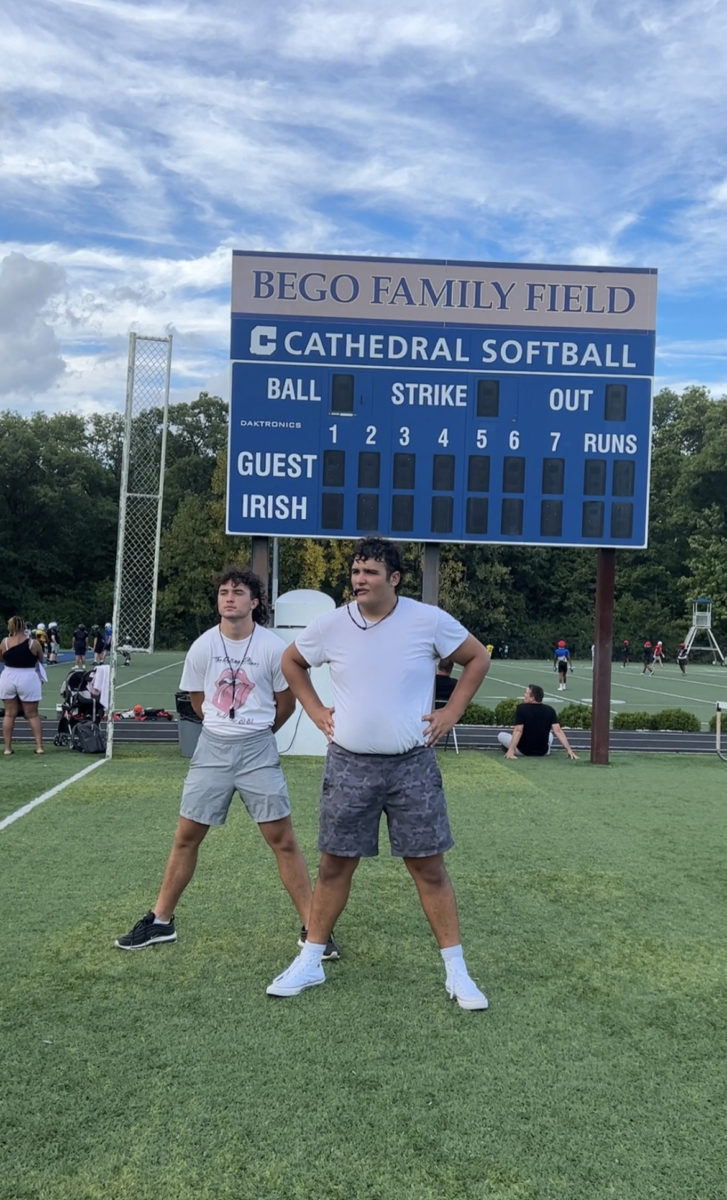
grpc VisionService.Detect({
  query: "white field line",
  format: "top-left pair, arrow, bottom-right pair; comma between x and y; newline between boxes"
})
1,660 -> 185,833
114,659 -> 185,690
487,668 -> 723,706
0,758 -> 107,832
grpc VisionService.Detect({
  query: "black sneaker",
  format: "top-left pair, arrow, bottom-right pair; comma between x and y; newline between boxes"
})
115,910 -> 177,950
298,925 -> 340,961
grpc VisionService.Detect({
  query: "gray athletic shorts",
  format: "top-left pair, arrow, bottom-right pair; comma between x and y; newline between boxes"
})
180,727 -> 291,826
318,743 -> 454,859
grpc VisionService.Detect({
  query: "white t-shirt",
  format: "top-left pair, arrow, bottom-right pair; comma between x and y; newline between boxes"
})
295,596 -> 468,754
179,624 -> 286,738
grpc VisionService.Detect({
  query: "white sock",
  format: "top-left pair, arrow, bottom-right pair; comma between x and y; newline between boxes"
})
440,944 -> 465,969
300,940 -> 325,966
152,913 -> 172,925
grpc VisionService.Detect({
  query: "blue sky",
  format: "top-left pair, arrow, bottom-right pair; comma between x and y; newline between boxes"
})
1,0 -> 726,415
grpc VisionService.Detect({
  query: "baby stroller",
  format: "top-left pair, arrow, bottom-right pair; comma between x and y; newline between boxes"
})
54,667 -> 106,751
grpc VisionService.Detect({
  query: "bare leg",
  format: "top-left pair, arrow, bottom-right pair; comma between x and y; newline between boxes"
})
23,701 -> 43,752
153,816 -> 210,922
258,816 -> 313,924
404,854 -> 461,948
3,696 -> 19,753
305,852 -> 360,943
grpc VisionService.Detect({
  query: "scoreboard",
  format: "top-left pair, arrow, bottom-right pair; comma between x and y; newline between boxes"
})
227,252 -> 657,548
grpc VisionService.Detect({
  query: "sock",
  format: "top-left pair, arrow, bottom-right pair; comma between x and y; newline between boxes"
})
152,913 -> 172,926
300,940 -> 325,966
440,944 -> 465,969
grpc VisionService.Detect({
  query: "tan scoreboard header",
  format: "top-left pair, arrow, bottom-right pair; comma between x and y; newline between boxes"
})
232,252 -> 657,332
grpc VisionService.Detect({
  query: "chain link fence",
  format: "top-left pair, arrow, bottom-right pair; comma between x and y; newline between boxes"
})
113,334 -> 172,655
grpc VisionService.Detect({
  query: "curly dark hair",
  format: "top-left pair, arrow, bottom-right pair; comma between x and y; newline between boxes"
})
216,567 -> 269,625
351,537 -> 403,582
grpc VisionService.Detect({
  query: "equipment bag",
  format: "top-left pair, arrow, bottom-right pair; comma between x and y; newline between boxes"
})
71,722 -> 107,754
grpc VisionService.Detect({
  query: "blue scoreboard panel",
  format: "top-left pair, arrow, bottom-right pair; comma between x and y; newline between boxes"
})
228,253 -> 657,548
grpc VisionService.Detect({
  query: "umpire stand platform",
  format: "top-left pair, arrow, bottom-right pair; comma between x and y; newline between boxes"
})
683,598 -> 726,665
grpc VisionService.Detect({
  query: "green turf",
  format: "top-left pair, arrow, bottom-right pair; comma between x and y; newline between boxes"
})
32,650 -> 727,730
36,651 -> 186,719
474,657 -> 727,730
1,747 -> 725,1199
0,751 -> 107,822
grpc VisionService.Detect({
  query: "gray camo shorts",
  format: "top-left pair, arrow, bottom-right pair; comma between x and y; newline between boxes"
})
318,743 -> 454,859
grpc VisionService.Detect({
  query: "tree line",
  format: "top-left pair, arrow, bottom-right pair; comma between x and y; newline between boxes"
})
0,387 -> 724,658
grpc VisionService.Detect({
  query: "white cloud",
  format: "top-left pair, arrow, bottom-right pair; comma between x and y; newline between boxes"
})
0,254 -> 67,398
1,0 -> 727,411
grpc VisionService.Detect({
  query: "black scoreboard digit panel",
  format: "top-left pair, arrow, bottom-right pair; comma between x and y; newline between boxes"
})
228,254 -> 657,548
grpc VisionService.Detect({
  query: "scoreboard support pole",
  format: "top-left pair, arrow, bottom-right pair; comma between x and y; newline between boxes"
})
591,549 -> 616,764
251,537 -> 270,596
422,543 -> 440,607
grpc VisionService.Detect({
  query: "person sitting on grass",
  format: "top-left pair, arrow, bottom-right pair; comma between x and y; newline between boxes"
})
497,684 -> 578,760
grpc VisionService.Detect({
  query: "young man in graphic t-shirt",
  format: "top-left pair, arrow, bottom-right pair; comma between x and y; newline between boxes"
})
114,568 -> 330,957
497,684 -> 578,759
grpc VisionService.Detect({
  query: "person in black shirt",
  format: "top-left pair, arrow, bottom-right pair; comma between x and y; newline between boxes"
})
91,625 -> 106,664
434,657 -> 457,704
73,625 -> 88,667
0,616 -> 46,754
497,684 -> 577,759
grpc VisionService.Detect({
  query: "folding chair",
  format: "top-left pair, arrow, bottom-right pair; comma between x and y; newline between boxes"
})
435,674 -> 459,754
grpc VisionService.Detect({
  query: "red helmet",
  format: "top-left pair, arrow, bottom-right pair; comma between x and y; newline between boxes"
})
644,641 -> 652,647
557,640 -> 566,647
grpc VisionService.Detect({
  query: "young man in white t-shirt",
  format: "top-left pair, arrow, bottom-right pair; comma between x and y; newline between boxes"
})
266,538 -> 491,1010
115,568 -> 331,956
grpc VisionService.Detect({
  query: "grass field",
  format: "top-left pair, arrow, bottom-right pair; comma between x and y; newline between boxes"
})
26,649 -> 727,731
1,746 -> 725,1199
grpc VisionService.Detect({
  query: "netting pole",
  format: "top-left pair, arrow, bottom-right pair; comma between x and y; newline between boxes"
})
106,333 -> 172,759
149,337 -> 173,652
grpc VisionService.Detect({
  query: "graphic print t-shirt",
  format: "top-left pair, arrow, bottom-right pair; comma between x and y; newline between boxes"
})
179,625 -> 287,738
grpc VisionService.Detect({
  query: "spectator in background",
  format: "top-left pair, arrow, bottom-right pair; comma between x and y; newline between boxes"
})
642,641 -> 655,675
434,657 -> 457,705
92,625 -> 106,665
0,616 -> 46,755
498,684 -> 577,761
34,624 -> 48,660
677,643 -> 689,675
47,622 -> 60,665
73,624 -> 88,667
553,640 -> 571,691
